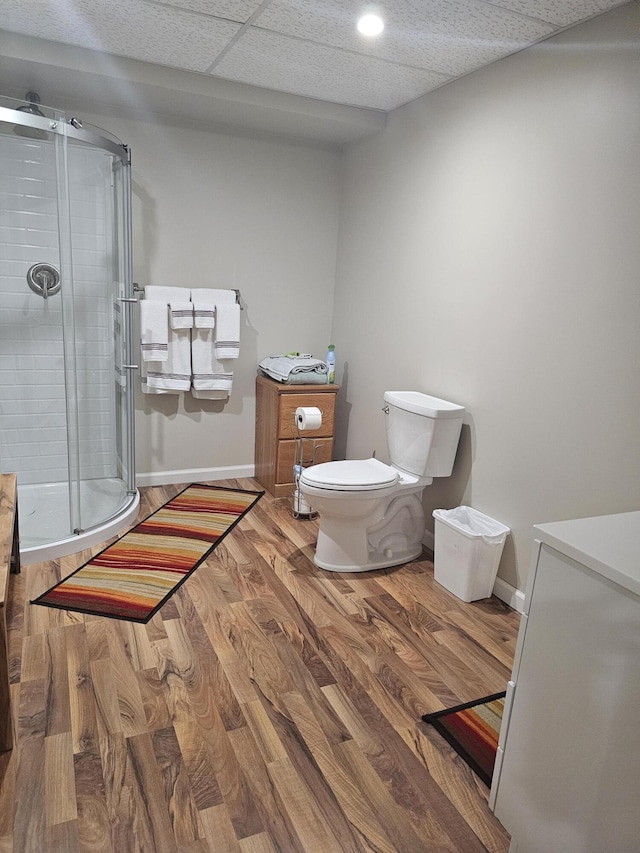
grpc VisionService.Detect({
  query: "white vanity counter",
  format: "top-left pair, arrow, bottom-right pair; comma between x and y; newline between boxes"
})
490,510 -> 640,853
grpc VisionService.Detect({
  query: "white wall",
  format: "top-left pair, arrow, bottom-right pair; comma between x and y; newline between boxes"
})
76,111 -> 342,482
333,3 -> 640,592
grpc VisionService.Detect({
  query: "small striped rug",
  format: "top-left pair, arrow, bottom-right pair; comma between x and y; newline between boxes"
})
422,691 -> 506,786
31,483 -> 264,623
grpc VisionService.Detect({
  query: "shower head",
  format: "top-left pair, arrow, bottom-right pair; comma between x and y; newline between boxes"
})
16,91 -> 45,118
13,92 -> 49,140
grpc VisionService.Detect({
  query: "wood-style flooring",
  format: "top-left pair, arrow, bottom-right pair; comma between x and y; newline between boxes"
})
0,479 -> 520,852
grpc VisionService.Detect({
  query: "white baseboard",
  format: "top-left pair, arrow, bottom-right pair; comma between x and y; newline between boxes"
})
423,529 -> 435,553
136,464 -> 255,488
492,577 -> 525,613
422,531 -> 525,613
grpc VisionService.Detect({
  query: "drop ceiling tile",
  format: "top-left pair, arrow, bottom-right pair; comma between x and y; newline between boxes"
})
253,0 -> 555,76
0,0 -> 628,117
596,0 -> 633,8
488,0 -> 608,26
213,28 -> 451,110
146,0 -> 265,23
1,0 -> 241,72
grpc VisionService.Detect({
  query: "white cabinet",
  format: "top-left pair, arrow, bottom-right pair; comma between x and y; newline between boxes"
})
490,511 -> 640,853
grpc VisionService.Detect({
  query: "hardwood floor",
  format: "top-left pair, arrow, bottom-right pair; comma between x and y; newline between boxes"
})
0,479 -> 520,852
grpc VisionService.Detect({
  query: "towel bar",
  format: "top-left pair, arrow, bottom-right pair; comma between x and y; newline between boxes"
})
133,283 -> 243,308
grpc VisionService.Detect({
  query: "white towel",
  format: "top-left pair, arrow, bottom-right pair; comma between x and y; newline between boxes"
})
145,328 -> 191,393
146,285 -> 189,301
140,357 -> 171,394
169,302 -> 193,329
193,303 -> 216,329
192,390 -> 229,400
191,329 -> 233,395
140,300 -> 169,362
215,303 -> 240,359
258,355 -> 328,383
190,288 -> 236,305
140,286 -> 190,392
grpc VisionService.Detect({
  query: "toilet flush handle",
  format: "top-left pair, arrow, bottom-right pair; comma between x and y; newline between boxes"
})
382,405 -> 389,414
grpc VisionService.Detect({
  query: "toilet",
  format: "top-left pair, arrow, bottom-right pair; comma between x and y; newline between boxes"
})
298,390 -> 465,572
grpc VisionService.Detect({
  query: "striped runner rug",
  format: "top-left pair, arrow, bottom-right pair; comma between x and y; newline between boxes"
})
422,691 -> 506,786
31,483 -> 264,623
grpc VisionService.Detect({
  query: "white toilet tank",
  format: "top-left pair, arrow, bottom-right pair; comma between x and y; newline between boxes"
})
384,391 -> 465,478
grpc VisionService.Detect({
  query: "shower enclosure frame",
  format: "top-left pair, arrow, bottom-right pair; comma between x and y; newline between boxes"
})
0,99 -> 139,564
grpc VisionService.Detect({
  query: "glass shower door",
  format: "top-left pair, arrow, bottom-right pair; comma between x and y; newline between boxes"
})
64,135 -> 135,534
0,112 -> 78,546
56,126 -> 82,537
1,95 -> 138,559
111,155 -> 135,498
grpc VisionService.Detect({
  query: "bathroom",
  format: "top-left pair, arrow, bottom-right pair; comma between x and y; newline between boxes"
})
3,3 -> 638,603
0,2 -> 638,849
2,3 -> 640,606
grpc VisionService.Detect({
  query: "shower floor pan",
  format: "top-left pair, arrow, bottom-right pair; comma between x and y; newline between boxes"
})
18,477 -> 140,565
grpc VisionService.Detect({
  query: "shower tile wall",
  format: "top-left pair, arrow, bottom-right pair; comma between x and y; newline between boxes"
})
0,135 -> 115,486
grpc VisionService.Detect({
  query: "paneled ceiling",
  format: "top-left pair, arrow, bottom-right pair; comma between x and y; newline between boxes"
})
0,0 -> 630,112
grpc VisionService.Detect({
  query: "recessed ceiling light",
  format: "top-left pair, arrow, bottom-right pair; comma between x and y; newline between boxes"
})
357,13 -> 384,37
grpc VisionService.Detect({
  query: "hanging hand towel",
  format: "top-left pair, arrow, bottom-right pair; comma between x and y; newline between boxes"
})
145,328 -> 191,393
140,286 -> 190,393
191,288 -> 238,333
191,329 -> 233,397
192,389 -> 229,399
193,304 -> 216,329
214,303 -> 241,359
140,357 -> 171,394
169,302 -> 193,329
190,289 -> 236,329
139,300 -> 169,362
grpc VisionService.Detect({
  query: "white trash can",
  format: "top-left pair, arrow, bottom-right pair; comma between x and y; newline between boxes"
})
432,506 -> 509,602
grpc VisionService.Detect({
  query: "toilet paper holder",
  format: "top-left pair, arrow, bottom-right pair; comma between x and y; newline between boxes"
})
291,410 -> 322,519
295,405 -> 322,431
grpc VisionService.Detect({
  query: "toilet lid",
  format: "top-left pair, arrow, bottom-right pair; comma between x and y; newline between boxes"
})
300,458 -> 399,491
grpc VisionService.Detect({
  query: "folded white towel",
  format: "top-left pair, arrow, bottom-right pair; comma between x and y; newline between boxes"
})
140,300 -> 169,362
215,303 -> 240,359
190,288 -> 236,304
192,390 -> 229,400
193,303 -> 216,329
145,285 -> 188,301
169,302 -> 193,329
191,329 -> 233,393
258,355 -> 327,382
145,328 -> 191,393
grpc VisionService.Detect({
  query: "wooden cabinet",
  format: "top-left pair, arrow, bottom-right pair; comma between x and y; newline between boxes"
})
254,375 -> 340,497
0,473 -> 20,752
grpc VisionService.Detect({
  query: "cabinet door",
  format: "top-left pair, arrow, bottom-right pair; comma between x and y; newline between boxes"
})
493,543 -> 640,852
278,394 -> 335,439
276,439 -> 333,485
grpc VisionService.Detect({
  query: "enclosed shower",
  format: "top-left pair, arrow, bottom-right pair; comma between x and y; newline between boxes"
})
0,93 -> 139,564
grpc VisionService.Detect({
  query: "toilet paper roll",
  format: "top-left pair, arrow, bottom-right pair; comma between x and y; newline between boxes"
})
295,406 -> 322,430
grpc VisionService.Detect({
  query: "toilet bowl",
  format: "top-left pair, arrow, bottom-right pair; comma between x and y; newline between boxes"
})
299,391 -> 465,572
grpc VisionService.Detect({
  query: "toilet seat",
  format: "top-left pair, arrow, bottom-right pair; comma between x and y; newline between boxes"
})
299,458 -> 398,492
